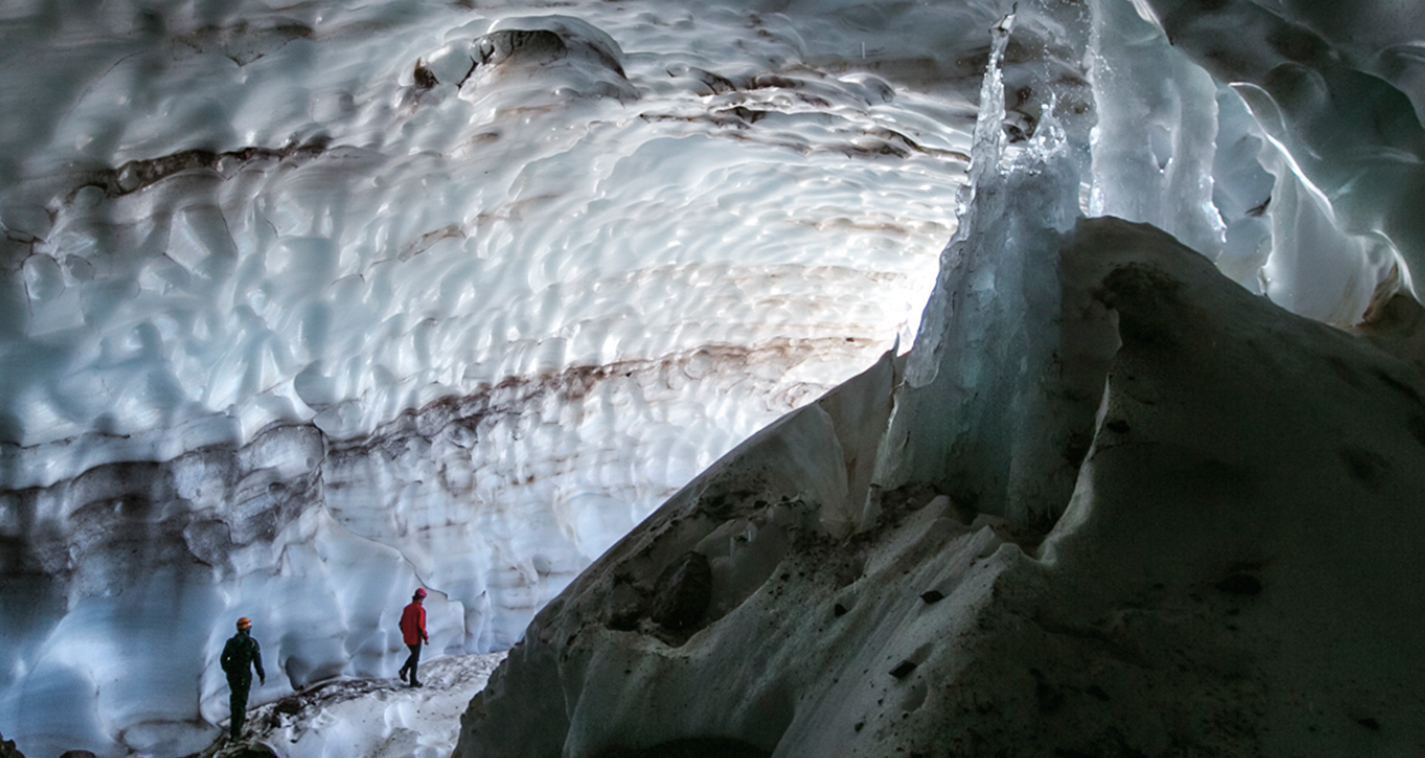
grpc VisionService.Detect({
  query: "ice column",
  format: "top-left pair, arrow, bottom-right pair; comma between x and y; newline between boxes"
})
874,12 -> 1088,531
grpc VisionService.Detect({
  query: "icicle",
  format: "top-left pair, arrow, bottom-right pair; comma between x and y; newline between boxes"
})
968,9 -> 1016,191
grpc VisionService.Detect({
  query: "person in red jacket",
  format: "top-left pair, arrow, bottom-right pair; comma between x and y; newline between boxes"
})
398,588 -> 430,687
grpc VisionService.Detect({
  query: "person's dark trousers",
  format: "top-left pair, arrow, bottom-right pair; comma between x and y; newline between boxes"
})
227,674 -> 251,739
400,643 -> 422,685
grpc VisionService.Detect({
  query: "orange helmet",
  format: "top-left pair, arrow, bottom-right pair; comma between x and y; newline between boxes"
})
236,617 -> 251,630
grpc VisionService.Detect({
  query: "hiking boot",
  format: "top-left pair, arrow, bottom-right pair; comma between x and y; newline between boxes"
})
398,667 -> 408,683
410,680 -> 423,688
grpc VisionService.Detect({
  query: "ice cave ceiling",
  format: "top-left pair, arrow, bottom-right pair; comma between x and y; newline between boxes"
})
3,0 -> 1425,756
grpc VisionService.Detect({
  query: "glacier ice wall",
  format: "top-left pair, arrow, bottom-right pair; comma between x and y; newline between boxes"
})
1125,0 -> 1425,322
1,1 -> 989,755
5,0 -> 1425,755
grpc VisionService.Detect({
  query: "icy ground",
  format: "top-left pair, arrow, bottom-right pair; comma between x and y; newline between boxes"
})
190,653 -> 505,758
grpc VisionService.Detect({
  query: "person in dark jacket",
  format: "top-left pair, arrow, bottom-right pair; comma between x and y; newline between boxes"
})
398,588 -> 430,687
220,617 -> 265,740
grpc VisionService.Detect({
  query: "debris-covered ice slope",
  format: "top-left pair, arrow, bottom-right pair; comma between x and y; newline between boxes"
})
455,5 -> 1425,756
462,213 -> 1425,757
455,133 -> 1425,758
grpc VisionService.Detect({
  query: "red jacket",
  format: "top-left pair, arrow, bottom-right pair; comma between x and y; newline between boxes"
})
400,602 -> 428,646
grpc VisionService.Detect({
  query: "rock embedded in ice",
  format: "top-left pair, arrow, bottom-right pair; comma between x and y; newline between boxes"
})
457,17 -> 639,105
0,732 -> 24,758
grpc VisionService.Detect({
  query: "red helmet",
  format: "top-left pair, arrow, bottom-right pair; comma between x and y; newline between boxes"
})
414,588 -> 427,598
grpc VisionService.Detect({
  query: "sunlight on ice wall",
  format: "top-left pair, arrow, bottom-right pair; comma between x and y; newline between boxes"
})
5,0 -> 1425,755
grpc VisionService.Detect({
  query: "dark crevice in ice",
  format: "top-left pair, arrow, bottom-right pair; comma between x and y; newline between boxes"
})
64,139 -> 332,202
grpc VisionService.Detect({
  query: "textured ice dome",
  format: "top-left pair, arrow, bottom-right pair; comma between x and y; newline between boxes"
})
0,1 -> 981,454
4,0 -> 1425,755
1,1 -> 979,755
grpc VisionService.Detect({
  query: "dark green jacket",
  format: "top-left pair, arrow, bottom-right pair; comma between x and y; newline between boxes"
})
220,630 -> 265,682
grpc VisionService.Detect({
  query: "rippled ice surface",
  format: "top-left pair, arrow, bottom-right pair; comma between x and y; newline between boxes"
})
0,1 -> 998,755
0,1 -> 989,453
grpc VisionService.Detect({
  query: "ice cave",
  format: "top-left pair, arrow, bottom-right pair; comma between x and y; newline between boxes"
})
2,0 -> 1424,756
